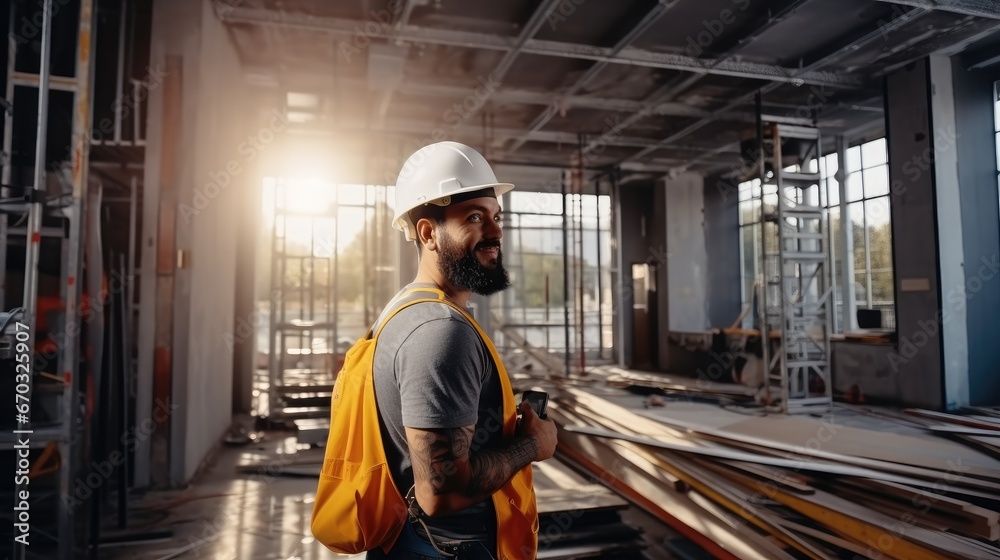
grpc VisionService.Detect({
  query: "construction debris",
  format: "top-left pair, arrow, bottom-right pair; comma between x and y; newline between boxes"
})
546,384 -> 1000,560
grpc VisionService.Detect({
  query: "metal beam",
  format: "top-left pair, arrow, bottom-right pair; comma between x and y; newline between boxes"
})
215,4 -> 862,88
620,5 -> 926,166
493,0 -> 564,81
245,70 -> 769,121
875,0 -> 1000,19
579,0 -> 816,156
507,1 -> 677,153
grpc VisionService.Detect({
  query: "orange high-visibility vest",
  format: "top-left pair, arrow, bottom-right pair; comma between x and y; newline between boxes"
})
310,288 -> 539,559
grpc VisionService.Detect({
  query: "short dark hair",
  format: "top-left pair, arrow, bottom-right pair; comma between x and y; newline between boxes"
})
409,204 -> 446,252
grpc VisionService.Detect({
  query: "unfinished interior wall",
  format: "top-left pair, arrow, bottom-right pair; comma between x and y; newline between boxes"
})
883,55 -> 1000,409
951,56 -> 1000,406
663,172 -> 709,332
703,174 -> 742,328
139,0 -> 257,486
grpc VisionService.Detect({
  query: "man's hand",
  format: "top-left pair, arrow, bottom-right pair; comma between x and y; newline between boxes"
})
518,401 -> 558,461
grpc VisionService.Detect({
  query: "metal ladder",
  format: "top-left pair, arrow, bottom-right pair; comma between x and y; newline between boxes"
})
759,121 -> 833,414
1,1 -> 95,559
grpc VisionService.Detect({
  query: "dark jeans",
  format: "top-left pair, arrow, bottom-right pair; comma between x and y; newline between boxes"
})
366,522 -> 496,560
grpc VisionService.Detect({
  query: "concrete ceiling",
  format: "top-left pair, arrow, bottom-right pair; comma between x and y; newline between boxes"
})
213,0 -> 1000,181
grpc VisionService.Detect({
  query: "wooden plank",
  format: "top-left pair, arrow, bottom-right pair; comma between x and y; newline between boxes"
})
716,460 -> 816,494
552,407 -> 793,560
561,402 -> 844,560
632,413 -> 1000,492
714,464 -> 995,560
840,480 -> 1000,542
535,486 -> 629,514
905,409 -> 1000,432
563,425 -> 1000,498
696,414 -> 1000,481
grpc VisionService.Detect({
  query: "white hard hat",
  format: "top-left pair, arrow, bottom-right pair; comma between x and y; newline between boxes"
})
392,141 -> 514,241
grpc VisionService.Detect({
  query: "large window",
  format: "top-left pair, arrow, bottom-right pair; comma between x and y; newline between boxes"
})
738,137 -> 895,332
842,138 -> 895,329
495,190 -> 613,358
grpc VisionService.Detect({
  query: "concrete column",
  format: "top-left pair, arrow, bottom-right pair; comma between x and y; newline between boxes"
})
663,172 -> 709,333
884,55 -> 1000,408
703,174 -> 741,328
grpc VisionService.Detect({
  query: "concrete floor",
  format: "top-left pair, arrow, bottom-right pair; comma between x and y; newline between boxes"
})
103,431 -> 356,560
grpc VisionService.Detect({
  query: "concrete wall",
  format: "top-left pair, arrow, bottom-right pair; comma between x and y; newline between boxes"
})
952,56 -> 1000,406
831,342 -> 901,403
703,174 -> 742,328
139,0 -> 264,486
663,172 -> 709,332
884,55 -> 1000,408
885,59 -> 950,409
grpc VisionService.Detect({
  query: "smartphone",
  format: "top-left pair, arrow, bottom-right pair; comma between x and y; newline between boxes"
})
521,390 -> 549,420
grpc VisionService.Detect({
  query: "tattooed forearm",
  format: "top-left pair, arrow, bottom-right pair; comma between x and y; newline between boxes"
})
467,437 -> 538,496
406,426 -> 539,514
409,426 -> 474,495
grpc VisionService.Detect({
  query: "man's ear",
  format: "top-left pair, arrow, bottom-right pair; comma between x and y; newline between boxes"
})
416,218 -> 438,251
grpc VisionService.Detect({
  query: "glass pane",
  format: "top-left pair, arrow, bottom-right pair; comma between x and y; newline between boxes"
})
865,198 -> 893,272
510,191 -> 563,215
871,271 -> 895,308
516,214 -> 563,228
847,172 -> 864,202
740,227 -> 754,310
861,138 -> 888,168
846,146 -> 862,173
828,206 -> 842,330
865,196 -> 891,228
849,201 -> 866,274
338,184 -> 366,205
995,81 -> 1000,132
864,165 -> 890,197
855,272 -> 869,308
824,153 -> 839,177
827,178 -> 840,207
739,200 -> 760,225
739,182 -> 753,201
995,131 -> 1000,171
806,159 -> 818,173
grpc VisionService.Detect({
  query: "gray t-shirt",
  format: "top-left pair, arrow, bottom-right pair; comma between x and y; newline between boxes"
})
372,285 -> 503,543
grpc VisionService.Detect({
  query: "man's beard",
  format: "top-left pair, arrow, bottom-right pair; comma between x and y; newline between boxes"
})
438,231 -> 510,296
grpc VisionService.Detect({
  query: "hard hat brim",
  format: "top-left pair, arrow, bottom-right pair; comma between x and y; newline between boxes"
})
393,182 -> 515,241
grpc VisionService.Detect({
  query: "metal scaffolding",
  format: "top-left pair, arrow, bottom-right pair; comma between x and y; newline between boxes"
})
757,108 -> 834,414
1,1 -> 95,559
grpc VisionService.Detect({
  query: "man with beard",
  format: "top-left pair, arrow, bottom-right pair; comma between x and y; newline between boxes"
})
366,142 -> 558,559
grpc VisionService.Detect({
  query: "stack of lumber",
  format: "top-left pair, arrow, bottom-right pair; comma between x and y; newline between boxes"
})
603,367 -> 756,403
544,385 -> 1000,560
532,458 -> 648,559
